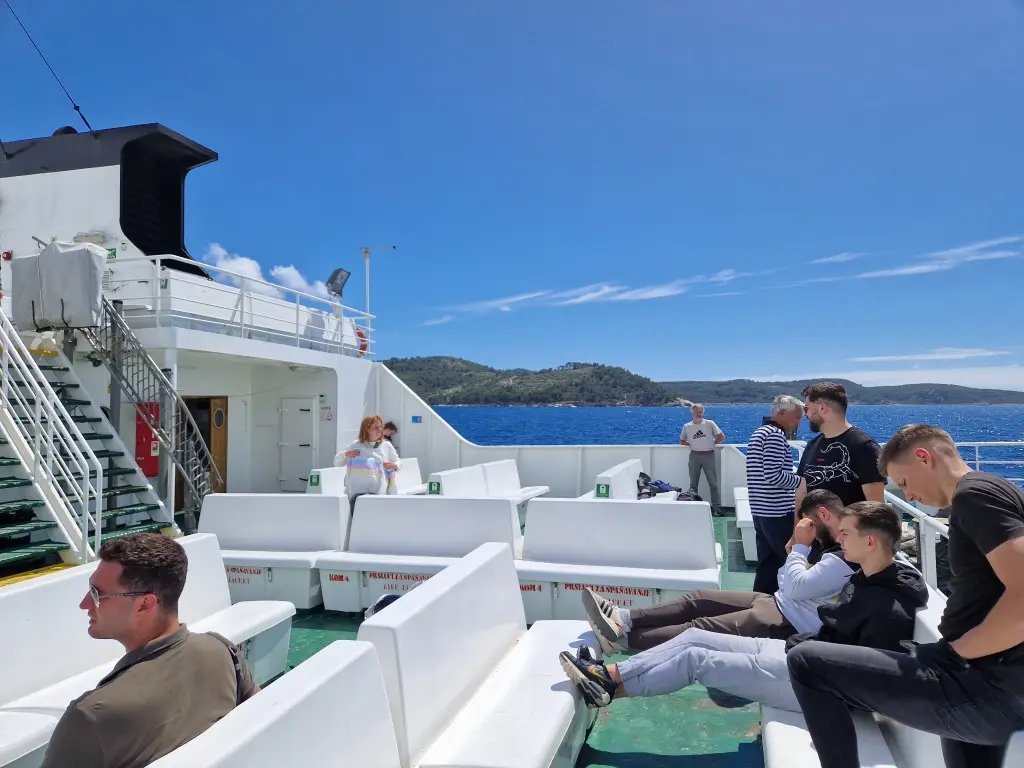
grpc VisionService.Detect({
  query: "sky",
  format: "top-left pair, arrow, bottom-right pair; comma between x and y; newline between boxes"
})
3,1 -> 1024,387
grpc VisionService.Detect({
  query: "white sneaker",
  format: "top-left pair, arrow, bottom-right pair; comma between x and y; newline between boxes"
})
581,588 -> 627,655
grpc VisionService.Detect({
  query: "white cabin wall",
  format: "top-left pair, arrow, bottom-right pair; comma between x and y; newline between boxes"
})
335,354 -> 376,448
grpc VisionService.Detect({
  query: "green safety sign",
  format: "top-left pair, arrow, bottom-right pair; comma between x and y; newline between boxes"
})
106,248 -> 117,261
308,473 -> 320,487
596,483 -> 610,498
428,481 -> 441,495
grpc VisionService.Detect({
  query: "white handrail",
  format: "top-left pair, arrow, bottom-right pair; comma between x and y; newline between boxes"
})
0,312 -> 103,560
885,490 -> 948,589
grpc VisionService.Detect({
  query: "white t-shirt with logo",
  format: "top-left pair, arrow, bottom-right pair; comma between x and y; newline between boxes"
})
681,420 -> 722,452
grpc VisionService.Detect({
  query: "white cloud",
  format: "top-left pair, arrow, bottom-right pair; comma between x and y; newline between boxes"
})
857,262 -> 957,279
696,291 -> 743,298
744,365 -> 1024,391
551,284 -> 623,305
850,347 -> 1011,363
857,236 -> 1023,280
811,252 -> 859,265
607,281 -> 689,301
203,243 -> 333,302
452,291 -> 551,313
421,315 -> 453,326
270,265 -> 330,299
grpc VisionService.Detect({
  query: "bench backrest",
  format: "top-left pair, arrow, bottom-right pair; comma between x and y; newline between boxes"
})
481,459 -> 522,495
0,533 -> 230,706
358,542 -> 526,768
426,464 -> 487,497
348,495 -> 523,558
305,467 -> 347,497
595,459 -> 643,499
522,498 -> 718,570
148,640 -> 401,767
393,458 -> 424,494
912,584 -> 947,643
199,494 -> 350,552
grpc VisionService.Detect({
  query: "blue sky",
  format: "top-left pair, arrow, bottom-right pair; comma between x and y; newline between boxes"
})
4,1 -> 1024,387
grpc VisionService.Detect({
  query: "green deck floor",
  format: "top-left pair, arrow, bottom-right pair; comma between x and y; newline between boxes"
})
282,515 -> 763,767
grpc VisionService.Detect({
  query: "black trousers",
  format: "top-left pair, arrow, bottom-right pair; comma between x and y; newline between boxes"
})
787,640 -> 1024,768
751,514 -> 793,594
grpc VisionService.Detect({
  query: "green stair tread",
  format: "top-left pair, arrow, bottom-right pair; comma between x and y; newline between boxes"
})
0,541 -> 68,566
46,449 -> 123,460
18,398 -> 91,407
104,485 -> 151,498
55,466 -> 136,481
101,522 -> 167,541
17,415 -> 101,424
33,364 -> 70,372
0,520 -> 58,538
12,380 -> 79,388
100,503 -> 162,520
0,477 -> 33,490
0,458 -> 21,467
80,433 -> 114,441
0,499 -> 44,514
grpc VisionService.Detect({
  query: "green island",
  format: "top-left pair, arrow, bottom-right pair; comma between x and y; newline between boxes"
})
382,356 -> 1024,406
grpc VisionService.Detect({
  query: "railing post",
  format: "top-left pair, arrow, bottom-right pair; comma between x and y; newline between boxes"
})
919,523 -> 940,589
295,295 -> 301,347
975,444 -> 981,471
109,301 -> 123,435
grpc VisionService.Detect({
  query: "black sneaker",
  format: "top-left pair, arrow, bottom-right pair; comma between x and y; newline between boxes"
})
559,649 -> 617,707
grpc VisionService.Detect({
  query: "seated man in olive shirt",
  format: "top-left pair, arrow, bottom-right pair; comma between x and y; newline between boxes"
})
41,533 -> 259,768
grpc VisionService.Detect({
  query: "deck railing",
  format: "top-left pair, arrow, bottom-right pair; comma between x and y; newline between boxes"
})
886,491 -> 949,589
98,254 -> 375,357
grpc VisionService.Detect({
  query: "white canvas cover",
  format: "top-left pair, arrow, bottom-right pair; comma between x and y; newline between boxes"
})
11,242 -> 105,329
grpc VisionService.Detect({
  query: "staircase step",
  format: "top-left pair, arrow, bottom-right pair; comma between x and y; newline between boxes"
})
11,380 -> 79,389
101,522 -> 168,541
101,503 -> 162,520
0,520 -> 58,539
0,477 -> 33,491
0,458 -> 22,467
55,466 -> 136,482
0,541 -> 68,567
45,449 -> 123,460
80,433 -> 114,441
0,562 -> 75,588
19,398 -> 91,407
0,499 -> 46,514
102,486 -> 151,499
16,414 -> 101,424
33,364 -> 71,372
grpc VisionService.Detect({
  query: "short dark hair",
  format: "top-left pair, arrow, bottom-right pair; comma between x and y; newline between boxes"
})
797,489 -> 844,521
802,381 -> 848,413
838,501 -> 901,552
878,424 -> 957,475
99,533 -> 188,611
383,421 -> 398,432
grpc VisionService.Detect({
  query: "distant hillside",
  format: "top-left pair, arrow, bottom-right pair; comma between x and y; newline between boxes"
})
658,378 -> 1024,405
381,357 -> 675,406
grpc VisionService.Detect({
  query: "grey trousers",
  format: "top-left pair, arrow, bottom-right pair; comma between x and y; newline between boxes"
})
615,628 -> 800,711
688,451 -> 721,508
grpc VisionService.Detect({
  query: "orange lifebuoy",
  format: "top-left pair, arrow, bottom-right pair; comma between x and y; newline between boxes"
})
355,326 -> 368,357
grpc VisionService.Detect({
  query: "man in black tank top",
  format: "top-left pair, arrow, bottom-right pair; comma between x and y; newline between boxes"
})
787,424 -> 1024,768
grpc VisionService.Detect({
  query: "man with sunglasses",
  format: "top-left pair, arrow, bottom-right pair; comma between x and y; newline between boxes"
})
40,533 -> 259,768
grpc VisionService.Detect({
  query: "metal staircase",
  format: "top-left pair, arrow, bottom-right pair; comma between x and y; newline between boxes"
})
0,309 -> 104,570
81,298 -> 223,529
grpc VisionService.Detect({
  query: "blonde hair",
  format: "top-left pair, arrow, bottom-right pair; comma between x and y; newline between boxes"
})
358,415 -> 383,443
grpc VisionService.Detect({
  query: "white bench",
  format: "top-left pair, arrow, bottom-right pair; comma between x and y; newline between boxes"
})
481,459 -> 550,524
149,640 -> 402,767
762,584 -> 1024,767
358,541 -> 595,768
198,493 -> 350,609
515,497 -> 722,623
0,533 -> 294,768
307,460 -> 428,497
593,459 -> 678,502
734,487 -> 757,562
426,464 -> 488,497
315,495 -> 524,612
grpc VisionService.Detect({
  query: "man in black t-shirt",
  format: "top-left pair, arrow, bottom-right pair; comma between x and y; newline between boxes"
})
795,382 -> 886,516
787,424 -> 1024,768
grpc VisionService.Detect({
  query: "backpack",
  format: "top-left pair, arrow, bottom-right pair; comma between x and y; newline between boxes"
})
637,472 -> 683,500
675,490 -> 703,502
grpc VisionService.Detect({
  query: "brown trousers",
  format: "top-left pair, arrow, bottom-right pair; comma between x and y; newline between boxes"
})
627,589 -> 797,650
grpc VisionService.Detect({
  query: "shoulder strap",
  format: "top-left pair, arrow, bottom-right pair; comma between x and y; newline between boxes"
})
205,631 -> 244,705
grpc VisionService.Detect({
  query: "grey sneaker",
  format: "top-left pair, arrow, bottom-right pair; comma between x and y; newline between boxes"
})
581,588 -> 627,655
558,649 -> 617,707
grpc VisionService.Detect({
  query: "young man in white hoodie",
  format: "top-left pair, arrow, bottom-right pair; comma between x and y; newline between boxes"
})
584,489 -> 854,653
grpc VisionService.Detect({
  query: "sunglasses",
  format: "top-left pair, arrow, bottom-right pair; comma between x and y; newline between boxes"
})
89,584 -> 152,606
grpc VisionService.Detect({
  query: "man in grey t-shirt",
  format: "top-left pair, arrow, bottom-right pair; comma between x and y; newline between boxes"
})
681,404 -> 725,515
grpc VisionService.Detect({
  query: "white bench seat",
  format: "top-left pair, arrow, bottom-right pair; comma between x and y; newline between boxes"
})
734,487 -> 756,563
0,534 -> 294,767
761,706 -> 897,768
419,619 -> 592,768
517,498 -> 721,622
199,494 -> 351,609
317,496 -> 524,612
515,560 -> 721,592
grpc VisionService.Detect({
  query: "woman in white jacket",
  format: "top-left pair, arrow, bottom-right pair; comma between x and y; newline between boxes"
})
334,415 -> 401,511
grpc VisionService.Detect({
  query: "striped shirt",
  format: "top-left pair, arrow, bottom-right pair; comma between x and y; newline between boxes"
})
746,421 -> 802,517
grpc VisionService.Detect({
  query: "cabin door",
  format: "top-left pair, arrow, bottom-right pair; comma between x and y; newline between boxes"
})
174,396 -> 229,510
280,397 -> 317,492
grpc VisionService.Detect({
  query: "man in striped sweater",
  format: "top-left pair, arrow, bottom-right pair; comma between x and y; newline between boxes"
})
747,394 -> 806,594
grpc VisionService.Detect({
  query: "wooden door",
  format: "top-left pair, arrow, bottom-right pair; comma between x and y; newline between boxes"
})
209,397 -> 228,492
